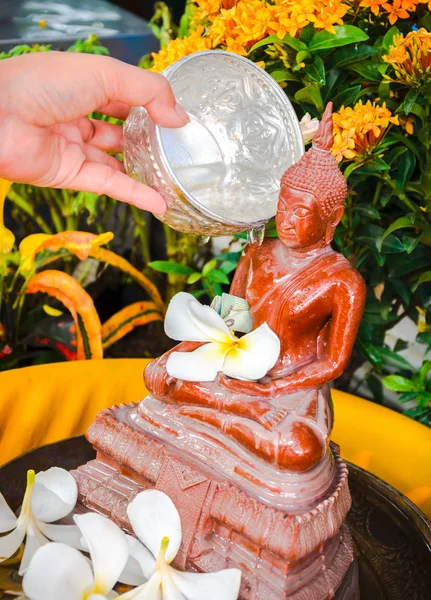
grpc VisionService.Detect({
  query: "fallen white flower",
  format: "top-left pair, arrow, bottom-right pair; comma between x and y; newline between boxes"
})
22,491 -> 241,600
22,512 -> 129,600
164,292 -> 280,382
121,489 -> 242,599
0,468 -> 82,574
300,113 -> 320,143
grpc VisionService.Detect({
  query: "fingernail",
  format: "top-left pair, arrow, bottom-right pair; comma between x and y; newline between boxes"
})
175,102 -> 190,124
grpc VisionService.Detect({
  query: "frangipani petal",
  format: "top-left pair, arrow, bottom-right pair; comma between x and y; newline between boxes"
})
167,342 -> 228,382
160,570 -> 185,600
165,293 -> 232,344
38,521 -> 84,550
0,523 -> 26,562
22,543 -> 93,600
170,567 -> 242,600
74,513 -> 129,595
119,571 -> 162,600
31,468 -> 78,523
127,490 -> 181,564
19,518 -> 48,575
223,323 -> 280,380
119,535 -> 155,585
0,493 -> 18,533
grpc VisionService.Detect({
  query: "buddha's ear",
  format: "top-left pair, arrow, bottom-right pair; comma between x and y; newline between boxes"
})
324,205 -> 344,245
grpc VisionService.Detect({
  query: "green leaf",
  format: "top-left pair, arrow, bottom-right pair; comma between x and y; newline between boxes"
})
382,25 -> 399,53
219,260 -> 238,275
377,215 -> 416,251
202,259 -> 217,277
308,25 -> 368,52
356,338 -> 383,371
403,88 -> 419,115
328,45 -> 378,69
418,124 -> 431,150
322,68 -> 348,103
390,279 -> 411,305
347,62 -> 382,83
295,83 -> 323,111
382,375 -> 417,392
300,24 -> 315,45
149,261 -> 195,275
366,373 -> 384,404
331,85 -> 361,110
352,205 -> 380,220
419,360 -> 431,386
396,151 -> 416,189
207,269 -> 230,284
402,235 -> 420,254
269,69 -> 300,83
412,271 -> 431,292
304,55 -> 325,84
187,272 -> 202,284
249,33 -> 307,53
379,347 -> 415,372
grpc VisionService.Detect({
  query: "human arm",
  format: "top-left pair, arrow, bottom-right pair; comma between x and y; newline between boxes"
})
0,52 -> 189,213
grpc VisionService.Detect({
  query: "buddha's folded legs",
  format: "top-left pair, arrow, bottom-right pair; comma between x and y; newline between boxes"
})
157,379 -> 289,430
178,405 -> 326,472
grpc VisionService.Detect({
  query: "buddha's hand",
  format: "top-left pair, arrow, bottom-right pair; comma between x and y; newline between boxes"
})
144,359 -> 175,398
217,374 -> 275,398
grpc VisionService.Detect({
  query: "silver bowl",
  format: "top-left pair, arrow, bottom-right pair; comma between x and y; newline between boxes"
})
123,50 -> 304,237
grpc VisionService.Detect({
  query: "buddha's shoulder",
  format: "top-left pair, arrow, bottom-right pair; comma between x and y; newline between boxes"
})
329,251 -> 366,291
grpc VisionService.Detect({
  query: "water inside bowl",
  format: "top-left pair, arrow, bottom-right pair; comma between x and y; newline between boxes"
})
160,114 -> 278,224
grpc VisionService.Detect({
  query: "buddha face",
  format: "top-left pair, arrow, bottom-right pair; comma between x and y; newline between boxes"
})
276,185 -> 327,249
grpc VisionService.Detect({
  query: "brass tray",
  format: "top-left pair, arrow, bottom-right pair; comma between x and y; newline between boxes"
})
0,436 -> 430,599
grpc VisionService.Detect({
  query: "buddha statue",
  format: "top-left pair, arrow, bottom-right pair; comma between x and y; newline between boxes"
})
144,102 -> 366,475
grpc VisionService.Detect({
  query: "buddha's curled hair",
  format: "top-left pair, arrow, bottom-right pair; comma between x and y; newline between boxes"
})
281,102 -> 347,219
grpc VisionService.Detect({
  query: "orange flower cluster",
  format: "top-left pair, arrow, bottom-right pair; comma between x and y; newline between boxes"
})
383,28 -> 431,88
359,0 -> 421,26
151,0 -> 350,71
151,27 -> 212,72
270,0 -> 349,38
332,101 -> 399,162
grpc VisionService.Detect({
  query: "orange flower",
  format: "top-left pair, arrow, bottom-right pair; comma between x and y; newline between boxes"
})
151,28 -> 212,72
383,28 -> 431,88
332,100 -> 399,162
382,0 -> 409,24
359,0 -> 386,16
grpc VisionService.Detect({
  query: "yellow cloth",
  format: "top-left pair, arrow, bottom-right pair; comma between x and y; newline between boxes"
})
1,359 -> 430,517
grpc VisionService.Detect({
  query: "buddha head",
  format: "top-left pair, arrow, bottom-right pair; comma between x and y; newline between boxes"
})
276,102 -> 347,250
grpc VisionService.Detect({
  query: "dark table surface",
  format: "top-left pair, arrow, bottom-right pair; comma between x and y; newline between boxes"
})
0,436 -> 430,599
0,0 -> 159,64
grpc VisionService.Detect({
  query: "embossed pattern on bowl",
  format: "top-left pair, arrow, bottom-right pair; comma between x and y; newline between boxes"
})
123,50 -> 304,236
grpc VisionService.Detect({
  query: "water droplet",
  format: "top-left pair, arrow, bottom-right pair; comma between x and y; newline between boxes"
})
247,224 -> 265,246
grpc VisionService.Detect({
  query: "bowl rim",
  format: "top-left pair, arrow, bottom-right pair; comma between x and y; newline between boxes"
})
156,50 -> 304,229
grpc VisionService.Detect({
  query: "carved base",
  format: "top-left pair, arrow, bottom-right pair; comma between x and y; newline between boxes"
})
73,404 -> 358,599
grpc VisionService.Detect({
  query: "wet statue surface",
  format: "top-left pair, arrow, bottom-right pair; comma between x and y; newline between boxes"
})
75,103 -> 365,600
145,103 -> 365,476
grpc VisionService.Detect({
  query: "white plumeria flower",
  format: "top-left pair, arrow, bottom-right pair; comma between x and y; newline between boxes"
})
299,113 -> 320,143
0,467 -> 82,575
120,489 -> 241,599
164,292 -> 280,382
22,512 -> 130,600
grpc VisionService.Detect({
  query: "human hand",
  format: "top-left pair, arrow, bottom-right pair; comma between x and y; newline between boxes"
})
0,52 -> 189,214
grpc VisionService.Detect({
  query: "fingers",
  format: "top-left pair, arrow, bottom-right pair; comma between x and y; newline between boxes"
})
96,101 -> 131,121
103,60 -> 190,128
69,161 -> 167,214
77,117 -> 123,153
82,144 -> 124,171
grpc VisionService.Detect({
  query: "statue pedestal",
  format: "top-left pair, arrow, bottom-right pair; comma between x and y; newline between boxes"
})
73,400 -> 359,599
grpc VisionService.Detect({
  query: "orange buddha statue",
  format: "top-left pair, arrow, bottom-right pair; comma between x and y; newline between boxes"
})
144,102 -> 366,475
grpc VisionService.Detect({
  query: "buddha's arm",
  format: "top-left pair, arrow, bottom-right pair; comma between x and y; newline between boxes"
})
274,270 -> 366,392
